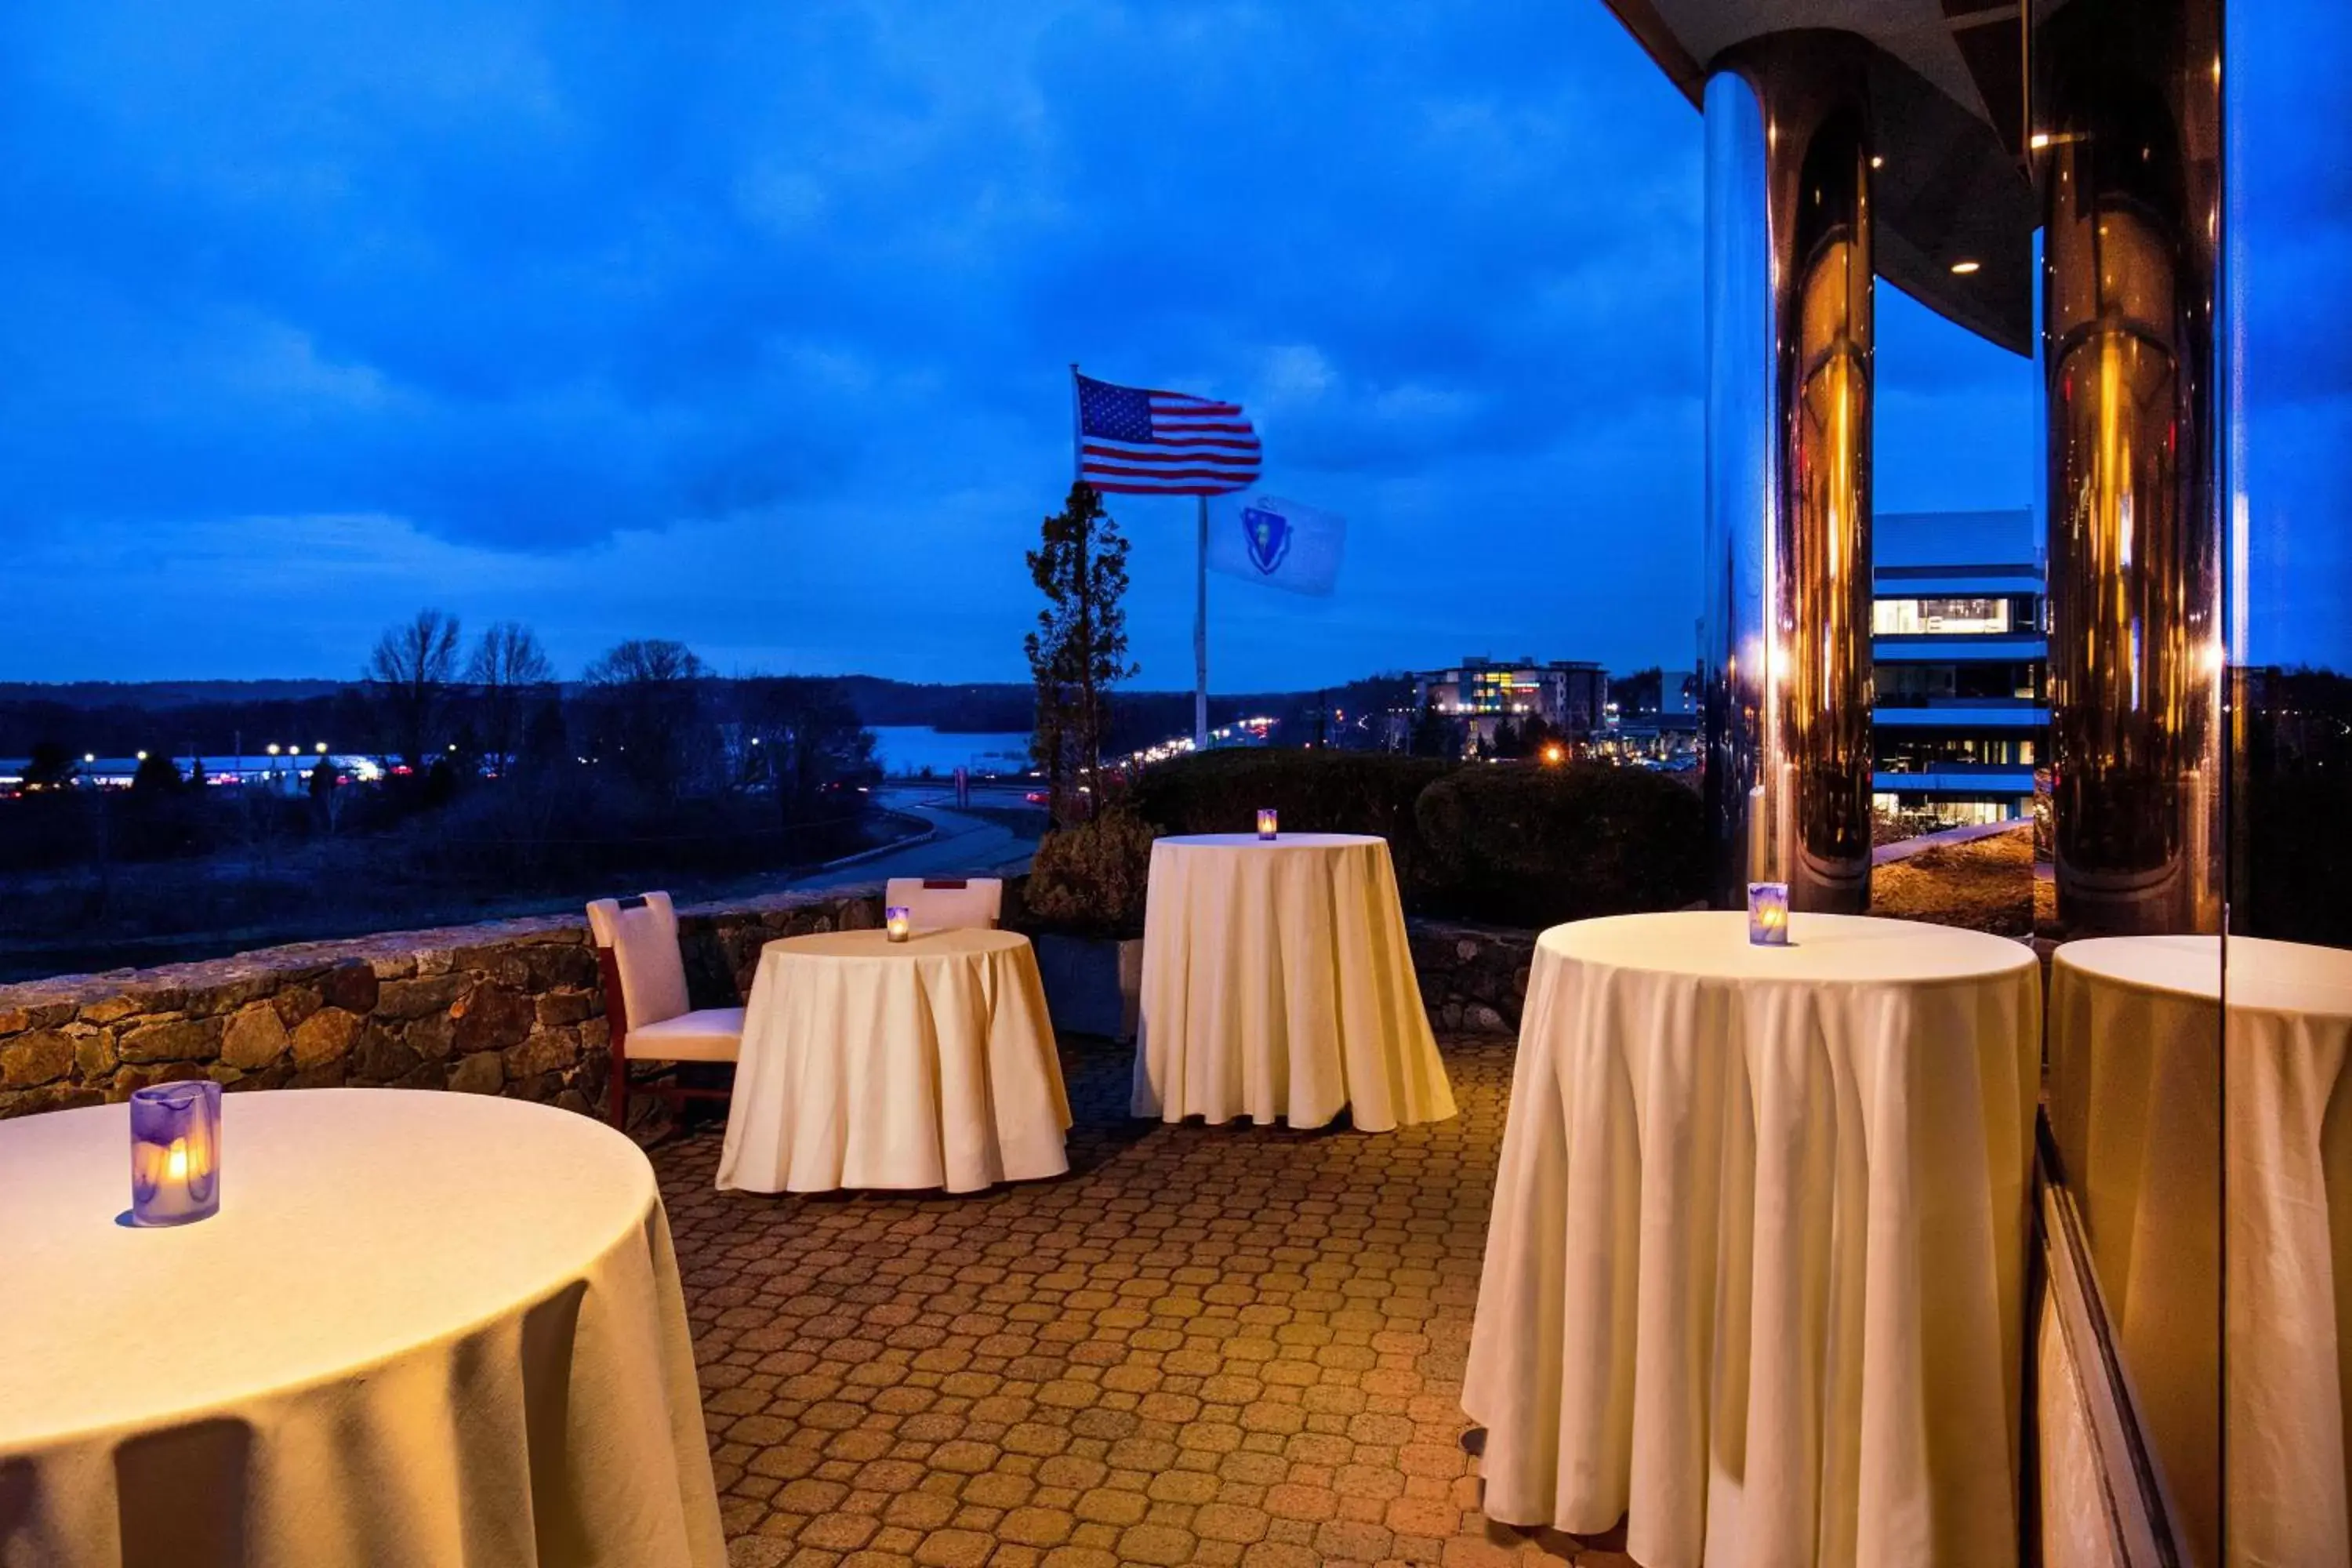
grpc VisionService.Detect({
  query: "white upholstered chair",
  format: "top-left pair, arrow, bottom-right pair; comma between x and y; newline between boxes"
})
586,891 -> 745,1129
883,876 -> 1004,931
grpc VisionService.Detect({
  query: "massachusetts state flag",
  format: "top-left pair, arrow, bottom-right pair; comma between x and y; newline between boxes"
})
1207,492 -> 1346,597
1075,372 -> 1261,495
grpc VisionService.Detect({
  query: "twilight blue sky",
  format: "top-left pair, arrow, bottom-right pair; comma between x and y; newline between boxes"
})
0,3 -> 2339,685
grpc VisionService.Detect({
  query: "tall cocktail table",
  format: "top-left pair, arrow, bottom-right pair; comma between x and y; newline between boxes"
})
1132,832 -> 1454,1131
719,927 -> 1069,1193
0,1088 -> 724,1568
1465,910 -> 2040,1568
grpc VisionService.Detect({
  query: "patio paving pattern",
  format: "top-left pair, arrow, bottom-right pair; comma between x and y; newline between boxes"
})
654,1033 -> 1632,1568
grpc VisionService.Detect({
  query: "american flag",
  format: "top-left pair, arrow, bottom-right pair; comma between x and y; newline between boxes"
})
1075,372 -> 1261,495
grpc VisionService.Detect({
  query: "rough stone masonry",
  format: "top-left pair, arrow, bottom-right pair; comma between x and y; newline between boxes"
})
0,891 -> 1532,1122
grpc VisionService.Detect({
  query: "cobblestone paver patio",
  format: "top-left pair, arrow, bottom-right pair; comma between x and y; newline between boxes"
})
653,1034 -> 1631,1568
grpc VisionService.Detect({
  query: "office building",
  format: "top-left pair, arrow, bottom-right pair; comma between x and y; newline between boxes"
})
1870,509 -> 2047,827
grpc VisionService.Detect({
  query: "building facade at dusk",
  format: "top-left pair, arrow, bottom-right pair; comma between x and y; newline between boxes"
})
1869,509 -> 2048,827
1412,656 -> 1610,749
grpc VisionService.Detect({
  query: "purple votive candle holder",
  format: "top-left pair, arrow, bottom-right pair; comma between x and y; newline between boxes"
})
129,1080 -> 222,1226
885,906 -> 913,942
1257,808 -> 1279,840
1747,881 -> 1790,946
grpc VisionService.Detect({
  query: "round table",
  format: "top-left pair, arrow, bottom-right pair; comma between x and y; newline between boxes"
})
0,1089 -> 724,1568
2049,934 -> 2352,1568
1131,832 -> 1455,1131
1464,911 -> 2041,1568
717,927 -> 1070,1194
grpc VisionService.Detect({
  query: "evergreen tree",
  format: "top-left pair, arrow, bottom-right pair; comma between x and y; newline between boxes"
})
1025,482 -> 1137,822
1408,700 -> 1457,760
131,753 -> 183,794
20,741 -> 77,790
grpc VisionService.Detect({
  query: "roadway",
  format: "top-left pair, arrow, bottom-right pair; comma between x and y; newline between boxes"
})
784,783 -> 1043,891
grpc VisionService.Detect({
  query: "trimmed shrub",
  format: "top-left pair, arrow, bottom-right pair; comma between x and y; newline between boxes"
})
1412,763 -> 1706,928
1023,807 -> 1158,938
1128,749 -> 1454,892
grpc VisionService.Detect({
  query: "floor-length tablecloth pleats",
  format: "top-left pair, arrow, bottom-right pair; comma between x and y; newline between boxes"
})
719,928 -> 1071,1194
0,1091 -> 725,1568
1464,913 -> 2039,1568
1133,834 -> 1454,1131
2048,934 -> 2352,1568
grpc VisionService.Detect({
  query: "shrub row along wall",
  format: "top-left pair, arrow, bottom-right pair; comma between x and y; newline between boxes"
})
0,891 -> 1529,1120
0,891 -> 885,1120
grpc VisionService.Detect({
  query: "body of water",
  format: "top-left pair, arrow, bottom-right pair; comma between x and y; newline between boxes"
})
868,726 -> 1033,779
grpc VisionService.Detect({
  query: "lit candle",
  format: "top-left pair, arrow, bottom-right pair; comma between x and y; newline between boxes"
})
129,1080 -> 221,1226
1257,808 -> 1279,840
1747,881 -> 1790,946
884,906 -> 913,942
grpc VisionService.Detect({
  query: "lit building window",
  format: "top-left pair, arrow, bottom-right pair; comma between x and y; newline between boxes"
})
1873,597 -> 2014,635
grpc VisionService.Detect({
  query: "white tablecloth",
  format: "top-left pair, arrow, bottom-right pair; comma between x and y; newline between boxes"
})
1464,911 -> 2041,1568
1132,833 -> 1454,1131
0,1089 -> 724,1568
718,927 -> 1070,1194
2049,933 -> 2352,1568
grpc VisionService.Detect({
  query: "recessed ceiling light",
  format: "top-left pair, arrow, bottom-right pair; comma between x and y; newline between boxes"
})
1950,260 -> 1982,275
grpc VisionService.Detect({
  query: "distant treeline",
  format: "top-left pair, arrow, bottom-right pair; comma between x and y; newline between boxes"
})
0,672 -> 1422,758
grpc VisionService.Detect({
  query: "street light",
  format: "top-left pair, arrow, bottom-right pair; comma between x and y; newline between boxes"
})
316,742 -> 328,753
267,744 -> 281,757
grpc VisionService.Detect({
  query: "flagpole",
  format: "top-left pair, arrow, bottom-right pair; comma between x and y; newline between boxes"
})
1194,495 -> 1209,752
1069,363 -> 1082,484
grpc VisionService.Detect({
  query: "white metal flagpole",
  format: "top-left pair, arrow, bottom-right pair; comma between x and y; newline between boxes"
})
1193,495 -> 1209,751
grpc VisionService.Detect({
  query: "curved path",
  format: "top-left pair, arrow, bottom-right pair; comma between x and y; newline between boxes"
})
785,785 -> 1040,891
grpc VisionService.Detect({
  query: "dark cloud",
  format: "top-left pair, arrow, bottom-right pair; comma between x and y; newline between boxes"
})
1,2 -> 2342,681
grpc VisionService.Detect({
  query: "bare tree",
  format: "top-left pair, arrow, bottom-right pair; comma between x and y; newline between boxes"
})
366,608 -> 463,774
466,621 -> 555,775
581,638 -> 711,798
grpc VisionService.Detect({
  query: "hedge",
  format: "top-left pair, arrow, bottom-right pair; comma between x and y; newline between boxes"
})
1127,749 -> 1454,896
1412,761 -> 1707,927
1126,749 -> 1705,929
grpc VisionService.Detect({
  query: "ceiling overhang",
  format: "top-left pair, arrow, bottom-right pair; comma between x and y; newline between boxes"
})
1602,0 -> 2035,355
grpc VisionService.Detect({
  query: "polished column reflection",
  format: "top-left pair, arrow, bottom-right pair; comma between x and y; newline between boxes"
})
1700,32 -> 1875,913
2038,0 -> 2224,938
2035,0 -> 2226,1561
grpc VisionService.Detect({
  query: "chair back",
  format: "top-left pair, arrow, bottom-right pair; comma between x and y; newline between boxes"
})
584,891 -> 691,1031
884,876 -> 1003,931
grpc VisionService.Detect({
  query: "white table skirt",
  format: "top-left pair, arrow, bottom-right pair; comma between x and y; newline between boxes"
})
1464,911 -> 2041,1568
2049,933 -> 2352,1568
1131,833 -> 1455,1131
718,927 -> 1071,1194
0,1089 -> 724,1568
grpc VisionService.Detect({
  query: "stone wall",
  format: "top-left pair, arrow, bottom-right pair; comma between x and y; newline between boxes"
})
0,889 -> 884,1121
0,893 -> 1534,1121
1407,919 -> 1537,1036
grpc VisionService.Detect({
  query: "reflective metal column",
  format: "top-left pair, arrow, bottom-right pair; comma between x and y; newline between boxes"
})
1700,33 -> 1875,913
2038,0 -> 2225,937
